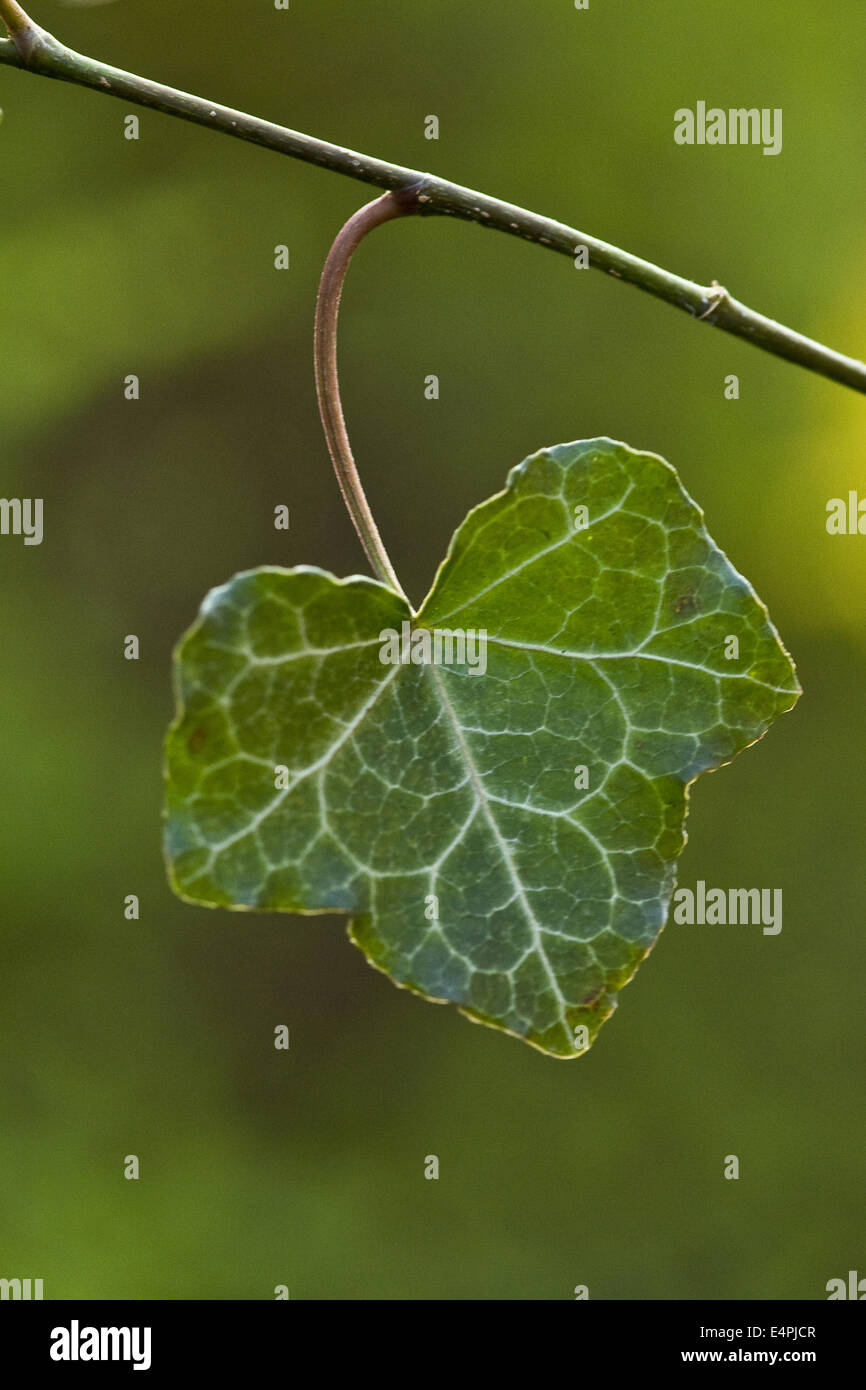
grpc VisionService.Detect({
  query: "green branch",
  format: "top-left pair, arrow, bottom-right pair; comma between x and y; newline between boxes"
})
1,5 -> 864,394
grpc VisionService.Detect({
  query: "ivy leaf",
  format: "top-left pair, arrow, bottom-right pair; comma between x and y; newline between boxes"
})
164,439 -> 799,1058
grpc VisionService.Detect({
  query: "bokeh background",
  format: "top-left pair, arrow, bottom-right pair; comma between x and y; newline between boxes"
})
1,0 -> 864,1300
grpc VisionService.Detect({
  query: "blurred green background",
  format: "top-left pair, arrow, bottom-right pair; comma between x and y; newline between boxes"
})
1,0 -> 864,1300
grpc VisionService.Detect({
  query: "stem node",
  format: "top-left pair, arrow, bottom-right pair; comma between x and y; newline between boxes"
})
0,11 -> 863,394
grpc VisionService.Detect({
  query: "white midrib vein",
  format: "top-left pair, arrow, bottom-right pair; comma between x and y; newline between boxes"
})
485,635 -> 794,692
427,663 -> 570,1037
423,486 -> 635,627
205,662 -> 402,856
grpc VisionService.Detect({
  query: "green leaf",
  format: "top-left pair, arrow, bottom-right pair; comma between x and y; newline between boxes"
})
164,439 -> 799,1058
